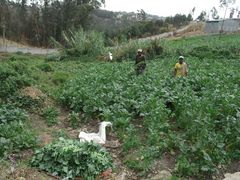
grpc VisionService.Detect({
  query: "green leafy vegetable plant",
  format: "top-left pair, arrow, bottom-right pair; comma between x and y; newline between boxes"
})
41,106 -> 59,126
31,138 -> 113,179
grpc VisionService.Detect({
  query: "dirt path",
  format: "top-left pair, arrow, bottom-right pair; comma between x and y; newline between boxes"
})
0,39 -> 58,55
138,21 -> 204,41
0,44 -> 58,55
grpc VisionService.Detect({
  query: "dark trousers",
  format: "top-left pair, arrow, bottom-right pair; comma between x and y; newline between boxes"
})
136,63 -> 146,75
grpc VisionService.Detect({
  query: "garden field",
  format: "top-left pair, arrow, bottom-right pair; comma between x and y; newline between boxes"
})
0,33 -> 240,179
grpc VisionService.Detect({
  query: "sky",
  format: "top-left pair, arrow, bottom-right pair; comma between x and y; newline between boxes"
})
102,0 -> 240,19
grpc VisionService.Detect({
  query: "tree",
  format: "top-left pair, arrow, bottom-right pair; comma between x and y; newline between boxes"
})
219,0 -> 237,18
0,0 -> 105,46
219,0 -> 237,38
229,8 -> 235,18
18,0 -> 27,41
172,14 -> 189,28
197,11 -> 207,21
187,13 -> 193,21
137,9 -> 147,21
0,0 -> 9,44
210,7 -> 220,19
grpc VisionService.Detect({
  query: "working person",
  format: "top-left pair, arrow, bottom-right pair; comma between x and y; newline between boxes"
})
174,56 -> 188,77
135,49 -> 146,75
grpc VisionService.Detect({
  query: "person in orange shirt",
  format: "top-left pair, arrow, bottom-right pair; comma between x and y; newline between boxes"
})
174,56 -> 188,77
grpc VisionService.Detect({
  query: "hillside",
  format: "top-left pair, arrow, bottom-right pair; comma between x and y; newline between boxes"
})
89,9 -> 164,34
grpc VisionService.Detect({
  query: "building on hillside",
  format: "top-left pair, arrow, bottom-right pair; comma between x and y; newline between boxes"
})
204,18 -> 240,33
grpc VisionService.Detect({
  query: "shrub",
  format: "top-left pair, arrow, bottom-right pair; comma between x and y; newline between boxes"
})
189,46 -> 215,59
69,111 -> 79,129
53,28 -> 105,58
8,56 -> 17,61
0,63 -> 31,100
31,139 -> 113,179
52,72 -> 69,85
45,53 -> 61,61
16,51 -> 24,55
37,63 -> 53,72
110,38 -> 165,61
8,61 -> 30,75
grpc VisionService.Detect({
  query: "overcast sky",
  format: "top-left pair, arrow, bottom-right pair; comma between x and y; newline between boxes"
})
102,0 -> 240,19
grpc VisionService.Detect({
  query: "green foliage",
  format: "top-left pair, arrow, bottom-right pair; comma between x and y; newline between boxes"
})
37,63 -> 53,72
69,111 -> 80,129
107,13 -> 192,44
58,52 -> 240,177
0,104 -> 28,124
41,107 -> 59,126
1,33 -> 239,178
124,146 -> 160,173
0,137 -> 11,158
8,56 -> 17,61
0,62 -> 31,100
0,121 -> 37,157
111,38 -> 166,61
51,129 -> 69,139
163,34 -> 240,59
0,104 -> 36,157
31,139 -> 113,179
111,34 -> 240,62
122,125 -> 141,152
55,29 -> 105,58
189,46 -> 234,59
45,53 -> 62,62
52,72 -> 69,85
165,14 -> 192,28
2,0 -> 105,46
8,94 -> 41,110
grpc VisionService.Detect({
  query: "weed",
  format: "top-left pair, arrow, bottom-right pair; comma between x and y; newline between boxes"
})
37,63 -> 53,72
52,129 -> 69,139
0,121 -> 36,157
41,107 -> 59,126
69,111 -> 79,129
52,72 -> 69,85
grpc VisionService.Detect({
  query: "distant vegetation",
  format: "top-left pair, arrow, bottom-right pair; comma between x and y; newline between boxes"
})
104,13 -> 192,44
0,0 -> 105,46
90,9 -> 192,43
0,0 -> 192,47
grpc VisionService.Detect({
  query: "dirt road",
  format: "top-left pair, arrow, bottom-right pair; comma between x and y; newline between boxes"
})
0,39 -> 58,55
